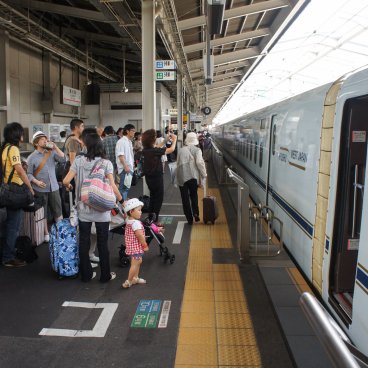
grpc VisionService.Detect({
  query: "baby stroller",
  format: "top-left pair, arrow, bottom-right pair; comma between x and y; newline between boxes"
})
110,210 -> 175,267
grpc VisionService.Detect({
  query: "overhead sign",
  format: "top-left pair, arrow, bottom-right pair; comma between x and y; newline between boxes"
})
156,71 -> 176,81
156,60 -> 176,70
61,85 -> 81,107
169,108 -> 178,116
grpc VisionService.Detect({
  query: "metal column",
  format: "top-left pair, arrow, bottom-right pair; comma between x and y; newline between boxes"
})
142,0 -> 156,131
227,168 -> 250,262
0,30 -> 10,135
177,73 -> 183,147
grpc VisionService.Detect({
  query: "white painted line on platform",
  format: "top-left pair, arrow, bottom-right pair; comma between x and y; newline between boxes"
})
173,221 -> 185,244
159,214 -> 186,217
158,300 -> 171,328
39,301 -> 118,338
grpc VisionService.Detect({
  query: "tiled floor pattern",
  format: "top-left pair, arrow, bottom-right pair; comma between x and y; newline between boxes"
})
175,188 -> 262,367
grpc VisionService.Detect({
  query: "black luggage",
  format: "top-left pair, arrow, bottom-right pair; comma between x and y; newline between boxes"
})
203,187 -> 218,224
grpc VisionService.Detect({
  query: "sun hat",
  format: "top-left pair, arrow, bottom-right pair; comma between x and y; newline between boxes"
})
124,198 -> 144,213
185,132 -> 199,146
32,131 -> 47,144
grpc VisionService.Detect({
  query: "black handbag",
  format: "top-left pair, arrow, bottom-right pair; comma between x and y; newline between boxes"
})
131,171 -> 138,186
0,146 -> 34,210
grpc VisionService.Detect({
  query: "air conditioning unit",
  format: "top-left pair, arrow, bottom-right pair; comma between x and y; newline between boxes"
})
207,0 -> 225,35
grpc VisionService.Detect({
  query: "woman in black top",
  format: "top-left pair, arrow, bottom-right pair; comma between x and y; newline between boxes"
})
141,129 -> 177,222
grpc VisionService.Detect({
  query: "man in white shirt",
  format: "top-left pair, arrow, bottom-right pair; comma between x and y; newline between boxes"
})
116,124 -> 135,200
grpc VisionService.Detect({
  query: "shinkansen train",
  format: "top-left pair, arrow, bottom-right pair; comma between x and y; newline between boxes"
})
212,65 -> 368,356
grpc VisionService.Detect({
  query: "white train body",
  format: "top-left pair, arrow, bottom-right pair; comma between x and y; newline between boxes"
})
212,66 -> 368,356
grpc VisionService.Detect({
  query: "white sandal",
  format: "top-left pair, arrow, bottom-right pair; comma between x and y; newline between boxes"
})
122,280 -> 132,288
133,277 -> 146,284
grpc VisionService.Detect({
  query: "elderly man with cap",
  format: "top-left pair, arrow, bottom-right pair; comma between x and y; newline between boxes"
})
27,131 -> 65,242
176,132 -> 207,225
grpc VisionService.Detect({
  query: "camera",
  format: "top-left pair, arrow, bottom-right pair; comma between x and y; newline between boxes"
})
45,142 -> 54,150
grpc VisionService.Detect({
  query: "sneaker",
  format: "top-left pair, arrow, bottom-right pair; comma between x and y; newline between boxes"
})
44,234 -> 50,242
91,262 -> 98,269
3,259 -> 27,268
90,255 -> 100,263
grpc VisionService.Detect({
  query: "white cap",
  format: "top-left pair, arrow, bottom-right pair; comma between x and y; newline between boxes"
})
32,131 -> 47,144
124,198 -> 144,213
185,132 -> 199,146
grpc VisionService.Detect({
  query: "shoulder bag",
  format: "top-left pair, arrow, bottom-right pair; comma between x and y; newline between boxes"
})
80,159 -> 116,212
0,145 -> 34,209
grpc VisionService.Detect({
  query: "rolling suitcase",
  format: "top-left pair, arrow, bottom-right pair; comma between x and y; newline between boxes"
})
49,192 -> 79,278
203,186 -> 218,224
21,207 -> 45,246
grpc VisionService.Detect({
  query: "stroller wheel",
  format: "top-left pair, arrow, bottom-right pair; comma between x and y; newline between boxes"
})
120,257 -> 130,267
170,255 -> 175,264
163,246 -> 169,255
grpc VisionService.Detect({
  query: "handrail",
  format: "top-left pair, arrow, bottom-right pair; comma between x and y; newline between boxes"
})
227,168 -> 246,188
211,140 -> 222,155
299,292 -> 360,368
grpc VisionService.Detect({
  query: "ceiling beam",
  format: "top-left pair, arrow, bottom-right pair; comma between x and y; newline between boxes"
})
178,0 -> 289,31
184,28 -> 270,54
61,28 -> 129,44
206,77 -> 240,90
91,47 -> 141,63
6,0 -> 110,22
190,61 -> 249,79
194,70 -> 244,83
188,47 -> 259,71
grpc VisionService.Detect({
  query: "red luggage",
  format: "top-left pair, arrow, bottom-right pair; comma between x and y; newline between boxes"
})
203,187 -> 218,224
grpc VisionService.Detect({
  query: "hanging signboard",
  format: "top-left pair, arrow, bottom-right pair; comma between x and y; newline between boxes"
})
61,85 -> 81,107
156,71 -> 176,81
155,60 -> 176,70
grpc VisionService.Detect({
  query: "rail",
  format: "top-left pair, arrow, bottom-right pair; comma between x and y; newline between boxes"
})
248,203 -> 283,256
211,141 -> 233,184
299,292 -> 363,368
226,168 -> 250,261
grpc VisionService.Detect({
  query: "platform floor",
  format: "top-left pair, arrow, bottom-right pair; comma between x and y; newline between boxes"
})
0,161 -> 332,368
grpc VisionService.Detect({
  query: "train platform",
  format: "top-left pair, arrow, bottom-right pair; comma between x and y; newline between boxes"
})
0,161 -> 332,368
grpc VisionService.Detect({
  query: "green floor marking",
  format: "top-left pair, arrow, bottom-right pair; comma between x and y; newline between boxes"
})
131,300 -> 162,328
160,216 -> 173,224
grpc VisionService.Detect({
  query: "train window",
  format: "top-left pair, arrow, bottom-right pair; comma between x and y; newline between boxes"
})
246,140 -> 248,158
272,126 -> 277,155
260,119 -> 266,130
250,141 -> 253,161
254,142 -> 258,164
260,143 -> 263,167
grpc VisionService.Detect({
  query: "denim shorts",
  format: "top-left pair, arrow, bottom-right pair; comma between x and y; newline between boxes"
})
131,253 -> 144,260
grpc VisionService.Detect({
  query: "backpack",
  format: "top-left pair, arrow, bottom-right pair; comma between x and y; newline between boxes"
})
136,153 -> 145,179
15,236 -> 38,263
81,159 -> 116,212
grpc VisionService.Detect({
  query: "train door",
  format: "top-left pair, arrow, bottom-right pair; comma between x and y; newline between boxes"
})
330,96 -> 368,320
266,115 -> 277,205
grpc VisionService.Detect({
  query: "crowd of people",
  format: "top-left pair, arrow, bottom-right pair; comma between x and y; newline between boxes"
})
0,119 -> 210,287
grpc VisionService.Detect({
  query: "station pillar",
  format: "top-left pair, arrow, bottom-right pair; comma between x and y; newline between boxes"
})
142,0 -> 156,131
176,73 -> 183,147
0,30 -> 10,137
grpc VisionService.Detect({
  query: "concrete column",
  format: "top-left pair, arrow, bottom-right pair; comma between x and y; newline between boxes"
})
42,50 -> 52,124
142,0 -> 156,131
0,30 -> 10,135
176,73 -> 183,147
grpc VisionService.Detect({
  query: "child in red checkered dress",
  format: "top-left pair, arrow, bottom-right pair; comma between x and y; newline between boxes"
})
122,198 -> 149,288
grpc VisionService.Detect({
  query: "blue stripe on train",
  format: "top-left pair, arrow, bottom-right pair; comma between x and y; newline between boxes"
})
357,267 -> 368,291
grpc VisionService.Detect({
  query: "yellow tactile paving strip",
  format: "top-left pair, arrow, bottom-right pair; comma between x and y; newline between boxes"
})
287,267 -> 313,294
175,188 -> 262,367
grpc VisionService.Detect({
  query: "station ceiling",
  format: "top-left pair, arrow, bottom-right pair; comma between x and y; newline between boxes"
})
0,0 -> 307,123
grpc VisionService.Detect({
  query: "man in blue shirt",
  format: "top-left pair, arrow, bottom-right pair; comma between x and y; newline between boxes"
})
27,131 -> 65,242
